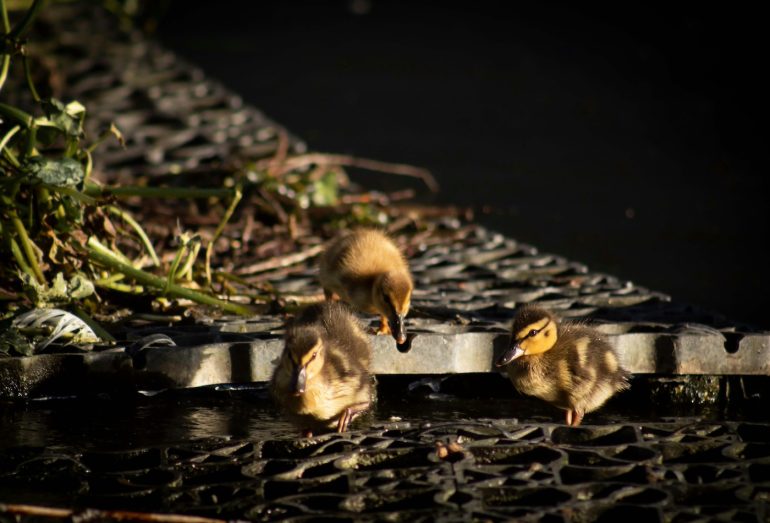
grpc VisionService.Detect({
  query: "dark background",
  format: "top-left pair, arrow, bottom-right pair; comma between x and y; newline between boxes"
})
157,1 -> 768,328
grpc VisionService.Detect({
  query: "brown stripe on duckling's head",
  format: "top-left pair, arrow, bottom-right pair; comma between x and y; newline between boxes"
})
379,270 -> 412,314
284,328 -> 325,395
373,270 -> 413,344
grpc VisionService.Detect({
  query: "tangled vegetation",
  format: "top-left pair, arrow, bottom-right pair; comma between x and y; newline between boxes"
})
0,0 -> 439,356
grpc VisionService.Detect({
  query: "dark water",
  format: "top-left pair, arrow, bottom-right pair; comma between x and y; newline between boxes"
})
1,378 -> 767,520
157,1 -> 769,329
0,384 -> 542,450
2,375 -> 765,450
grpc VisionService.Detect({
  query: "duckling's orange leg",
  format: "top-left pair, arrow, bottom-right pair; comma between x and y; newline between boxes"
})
376,315 -> 392,336
323,289 -> 340,301
337,411 -> 351,433
566,409 -> 584,427
301,429 -> 314,438
336,402 -> 370,432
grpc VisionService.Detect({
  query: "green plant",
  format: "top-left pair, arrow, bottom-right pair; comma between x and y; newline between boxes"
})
0,0 -> 438,356
0,0 -> 254,336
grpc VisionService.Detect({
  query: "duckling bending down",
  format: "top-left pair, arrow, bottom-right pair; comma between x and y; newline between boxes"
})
496,305 -> 629,426
319,228 -> 413,344
270,301 -> 373,437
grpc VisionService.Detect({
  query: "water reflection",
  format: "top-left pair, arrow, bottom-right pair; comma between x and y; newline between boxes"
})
3,373 -> 767,451
1,392 -> 531,450
0,389 -> 283,450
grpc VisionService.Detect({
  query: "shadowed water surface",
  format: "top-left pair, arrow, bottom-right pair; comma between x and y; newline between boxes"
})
2,378 -> 768,520
0,376 -> 761,450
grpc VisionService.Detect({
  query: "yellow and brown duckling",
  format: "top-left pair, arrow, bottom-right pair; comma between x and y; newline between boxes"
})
270,301 -> 373,437
496,305 -> 629,426
319,228 -> 413,344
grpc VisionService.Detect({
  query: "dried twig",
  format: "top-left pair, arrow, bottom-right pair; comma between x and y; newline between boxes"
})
386,215 -> 417,234
242,212 -> 256,245
255,153 -> 439,193
257,186 -> 288,223
266,127 -> 290,177
0,503 -> 226,523
235,244 -> 324,276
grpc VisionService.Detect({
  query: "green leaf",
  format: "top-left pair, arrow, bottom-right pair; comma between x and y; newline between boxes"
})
23,156 -> 85,187
21,272 -> 95,307
107,122 -> 125,148
34,125 -> 65,147
0,323 -> 35,357
38,98 -> 85,138
311,170 -> 339,207
58,194 -> 85,230
67,274 -> 95,300
7,1 -> 35,13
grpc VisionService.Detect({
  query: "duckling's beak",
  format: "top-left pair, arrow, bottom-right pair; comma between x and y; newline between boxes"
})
292,365 -> 307,395
390,313 -> 407,345
496,343 -> 525,367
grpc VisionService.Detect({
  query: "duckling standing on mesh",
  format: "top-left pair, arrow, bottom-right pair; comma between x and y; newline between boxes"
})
270,302 -> 373,437
319,228 -> 412,344
496,305 -> 629,426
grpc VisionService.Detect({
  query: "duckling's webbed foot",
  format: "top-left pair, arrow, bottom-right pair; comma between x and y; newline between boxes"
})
565,409 -> 584,427
336,402 -> 370,433
376,315 -> 392,336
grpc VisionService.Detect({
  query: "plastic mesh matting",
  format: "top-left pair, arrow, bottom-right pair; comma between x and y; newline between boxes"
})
1,418 -> 768,522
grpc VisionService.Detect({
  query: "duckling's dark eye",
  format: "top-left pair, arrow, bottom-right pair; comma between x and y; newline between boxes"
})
310,351 -> 318,361
528,329 -> 538,337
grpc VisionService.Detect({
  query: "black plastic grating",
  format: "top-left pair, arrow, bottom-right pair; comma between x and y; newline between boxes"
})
1,419 -> 769,521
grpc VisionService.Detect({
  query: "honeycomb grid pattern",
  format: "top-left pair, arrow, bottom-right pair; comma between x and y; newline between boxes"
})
2,3 -> 768,400
1,420 -> 769,521
21,5 -> 306,185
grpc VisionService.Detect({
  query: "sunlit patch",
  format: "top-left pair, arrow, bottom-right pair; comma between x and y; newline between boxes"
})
574,337 -> 591,367
395,293 -> 411,315
542,322 -> 557,341
299,339 -> 324,366
515,318 -> 557,355
604,350 -> 618,373
387,274 -> 413,315
515,318 -> 550,341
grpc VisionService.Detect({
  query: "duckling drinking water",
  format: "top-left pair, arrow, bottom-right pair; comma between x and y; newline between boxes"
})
496,305 -> 629,426
319,228 -> 413,344
270,301 -> 373,437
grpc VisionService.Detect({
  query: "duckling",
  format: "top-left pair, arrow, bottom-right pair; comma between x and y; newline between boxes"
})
496,305 -> 629,426
270,301 -> 373,437
319,228 -> 413,344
